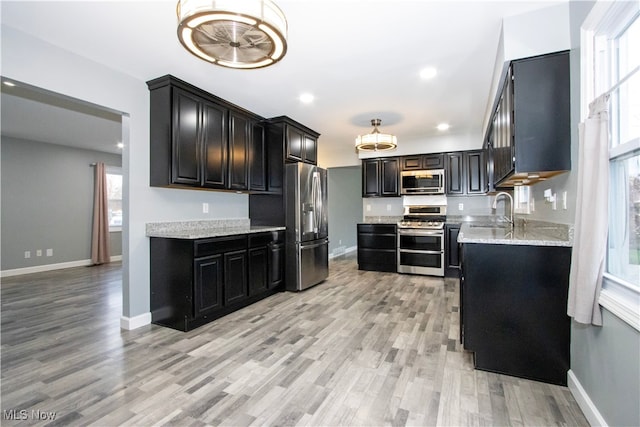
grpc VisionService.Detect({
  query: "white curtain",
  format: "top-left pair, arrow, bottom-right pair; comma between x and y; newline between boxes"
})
567,94 -> 610,326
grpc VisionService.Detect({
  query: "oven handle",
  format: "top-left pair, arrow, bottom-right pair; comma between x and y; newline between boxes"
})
398,249 -> 443,255
398,229 -> 444,236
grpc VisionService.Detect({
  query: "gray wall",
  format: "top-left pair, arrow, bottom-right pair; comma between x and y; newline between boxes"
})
1,136 -> 122,270
327,166 -> 361,256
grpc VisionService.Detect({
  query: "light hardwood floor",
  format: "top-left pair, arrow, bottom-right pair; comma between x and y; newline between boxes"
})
1,255 -> 588,426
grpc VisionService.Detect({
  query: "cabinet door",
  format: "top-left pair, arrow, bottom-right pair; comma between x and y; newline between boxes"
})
465,150 -> 486,194
362,159 -> 381,197
229,111 -> 249,190
248,247 -> 269,296
380,158 -> 399,196
172,89 -> 201,185
269,243 -> 284,288
286,125 -> 304,162
201,101 -> 228,188
303,134 -> 317,165
224,250 -> 248,305
249,123 -> 267,192
446,153 -> 464,195
194,254 -> 224,317
401,156 -> 422,170
445,225 -> 461,270
422,154 -> 444,169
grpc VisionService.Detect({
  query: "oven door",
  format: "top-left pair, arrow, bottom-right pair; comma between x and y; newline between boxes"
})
397,229 -> 444,276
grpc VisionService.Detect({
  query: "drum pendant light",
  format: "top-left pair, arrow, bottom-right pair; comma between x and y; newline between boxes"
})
355,119 -> 398,151
176,0 -> 288,69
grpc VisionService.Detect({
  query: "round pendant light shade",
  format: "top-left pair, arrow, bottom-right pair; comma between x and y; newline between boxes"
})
355,119 -> 398,151
177,0 -> 288,69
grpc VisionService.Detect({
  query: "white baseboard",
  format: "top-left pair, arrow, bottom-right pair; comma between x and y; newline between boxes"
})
568,369 -> 607,427
1,255 -> 123,278
329,245 -> 357,259
120,312 -> 151,330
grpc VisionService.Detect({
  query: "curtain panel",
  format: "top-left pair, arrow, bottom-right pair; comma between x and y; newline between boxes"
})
91,162 -> 111,265
567,94 -> 610,326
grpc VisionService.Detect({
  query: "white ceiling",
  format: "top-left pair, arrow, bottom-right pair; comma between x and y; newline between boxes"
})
0,0 -> 567,164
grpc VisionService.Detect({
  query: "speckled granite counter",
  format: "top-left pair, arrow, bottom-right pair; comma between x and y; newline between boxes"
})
146,219 -> 285,239
458,219 -> 573,247
362,216 -> 402,224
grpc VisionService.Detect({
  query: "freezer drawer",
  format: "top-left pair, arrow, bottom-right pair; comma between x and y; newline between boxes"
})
286,239 -> 329,291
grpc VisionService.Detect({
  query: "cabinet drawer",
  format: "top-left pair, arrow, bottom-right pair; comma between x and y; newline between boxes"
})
357,224 -> 397,234
358,233 -> 396,249
195,236 -> 247,258
249,232 -> 273,248
358,248 -> 397,265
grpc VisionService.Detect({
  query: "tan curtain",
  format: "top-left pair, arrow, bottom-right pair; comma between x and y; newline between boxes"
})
91,162 -> 111,265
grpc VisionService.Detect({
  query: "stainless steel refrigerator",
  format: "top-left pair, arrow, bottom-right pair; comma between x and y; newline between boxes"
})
285,162 -> 329,291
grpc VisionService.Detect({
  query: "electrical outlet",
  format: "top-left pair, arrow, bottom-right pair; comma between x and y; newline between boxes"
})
202,202 -> 209,213
458,203 -> 464,211
36,249 -> 42,257
562,191 -> 567,210
386,204 -> 392,211
24,251 -> 31,259
339,240 -> 342,245
366,204 -> 371,212
46,248 -> 53,257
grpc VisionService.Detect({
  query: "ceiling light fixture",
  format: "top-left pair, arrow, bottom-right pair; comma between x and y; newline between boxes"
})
420,67 -> 437,80
176,0 -> 288,69
355,119 -> 398,152
299,93 -> 314,104
437,123 -> 450,131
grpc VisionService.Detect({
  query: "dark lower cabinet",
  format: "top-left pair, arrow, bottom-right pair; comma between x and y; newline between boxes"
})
460,242 -> 571,385
357,224 -> 397,272
224,249 -> 248,305
150,230 -> 284,332
444,223 -> 461,277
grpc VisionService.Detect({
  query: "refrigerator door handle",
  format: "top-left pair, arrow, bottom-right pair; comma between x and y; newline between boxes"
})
300,238 -> 329,249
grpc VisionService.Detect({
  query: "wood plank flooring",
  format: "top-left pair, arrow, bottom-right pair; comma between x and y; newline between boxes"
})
1,255 -> 588,426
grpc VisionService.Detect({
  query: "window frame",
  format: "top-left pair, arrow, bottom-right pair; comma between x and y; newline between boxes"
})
581,0 -> 640,331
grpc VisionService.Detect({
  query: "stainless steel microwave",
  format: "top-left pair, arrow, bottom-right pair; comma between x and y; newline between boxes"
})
400,169 -> 445,194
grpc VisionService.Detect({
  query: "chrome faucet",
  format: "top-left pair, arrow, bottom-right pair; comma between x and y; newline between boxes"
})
492,191 -> 514,227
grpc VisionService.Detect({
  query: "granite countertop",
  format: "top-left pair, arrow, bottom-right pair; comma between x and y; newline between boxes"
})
146,219 -> 285,239
361,216 -> 402,224
458,219 -> 573,247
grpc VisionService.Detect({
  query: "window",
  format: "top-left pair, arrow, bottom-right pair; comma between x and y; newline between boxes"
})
583,1 -> 640,330
106,167 -> 122,232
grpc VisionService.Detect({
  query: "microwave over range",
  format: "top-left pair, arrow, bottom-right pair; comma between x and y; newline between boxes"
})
400,169 -> 445,195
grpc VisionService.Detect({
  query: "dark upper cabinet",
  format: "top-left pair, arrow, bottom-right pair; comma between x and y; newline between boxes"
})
249,123 -> 267,192
401,154 -> 444,170
446,153 -> 464,195
486,51 -> 571,188
202,100 -> 228,189
147,75 -> 265,192
362,158 -> 399,197
445,150 -> 485,195
465,150 -> 486,194
171,89 -> 201,185
228,111 -> 250,191
268,116 -> 319,165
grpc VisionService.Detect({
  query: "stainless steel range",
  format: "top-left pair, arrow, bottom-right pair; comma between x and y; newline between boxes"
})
397,202 -> 446,277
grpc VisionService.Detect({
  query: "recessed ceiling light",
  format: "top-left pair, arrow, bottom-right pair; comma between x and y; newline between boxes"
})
117,142 -> 124,149
3,81 -> 16,87
420,67 -> 437,80
299,93 -> 314,104
437,123 -> 450,131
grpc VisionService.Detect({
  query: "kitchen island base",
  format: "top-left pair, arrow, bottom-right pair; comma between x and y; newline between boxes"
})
461,242 -> 571,386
